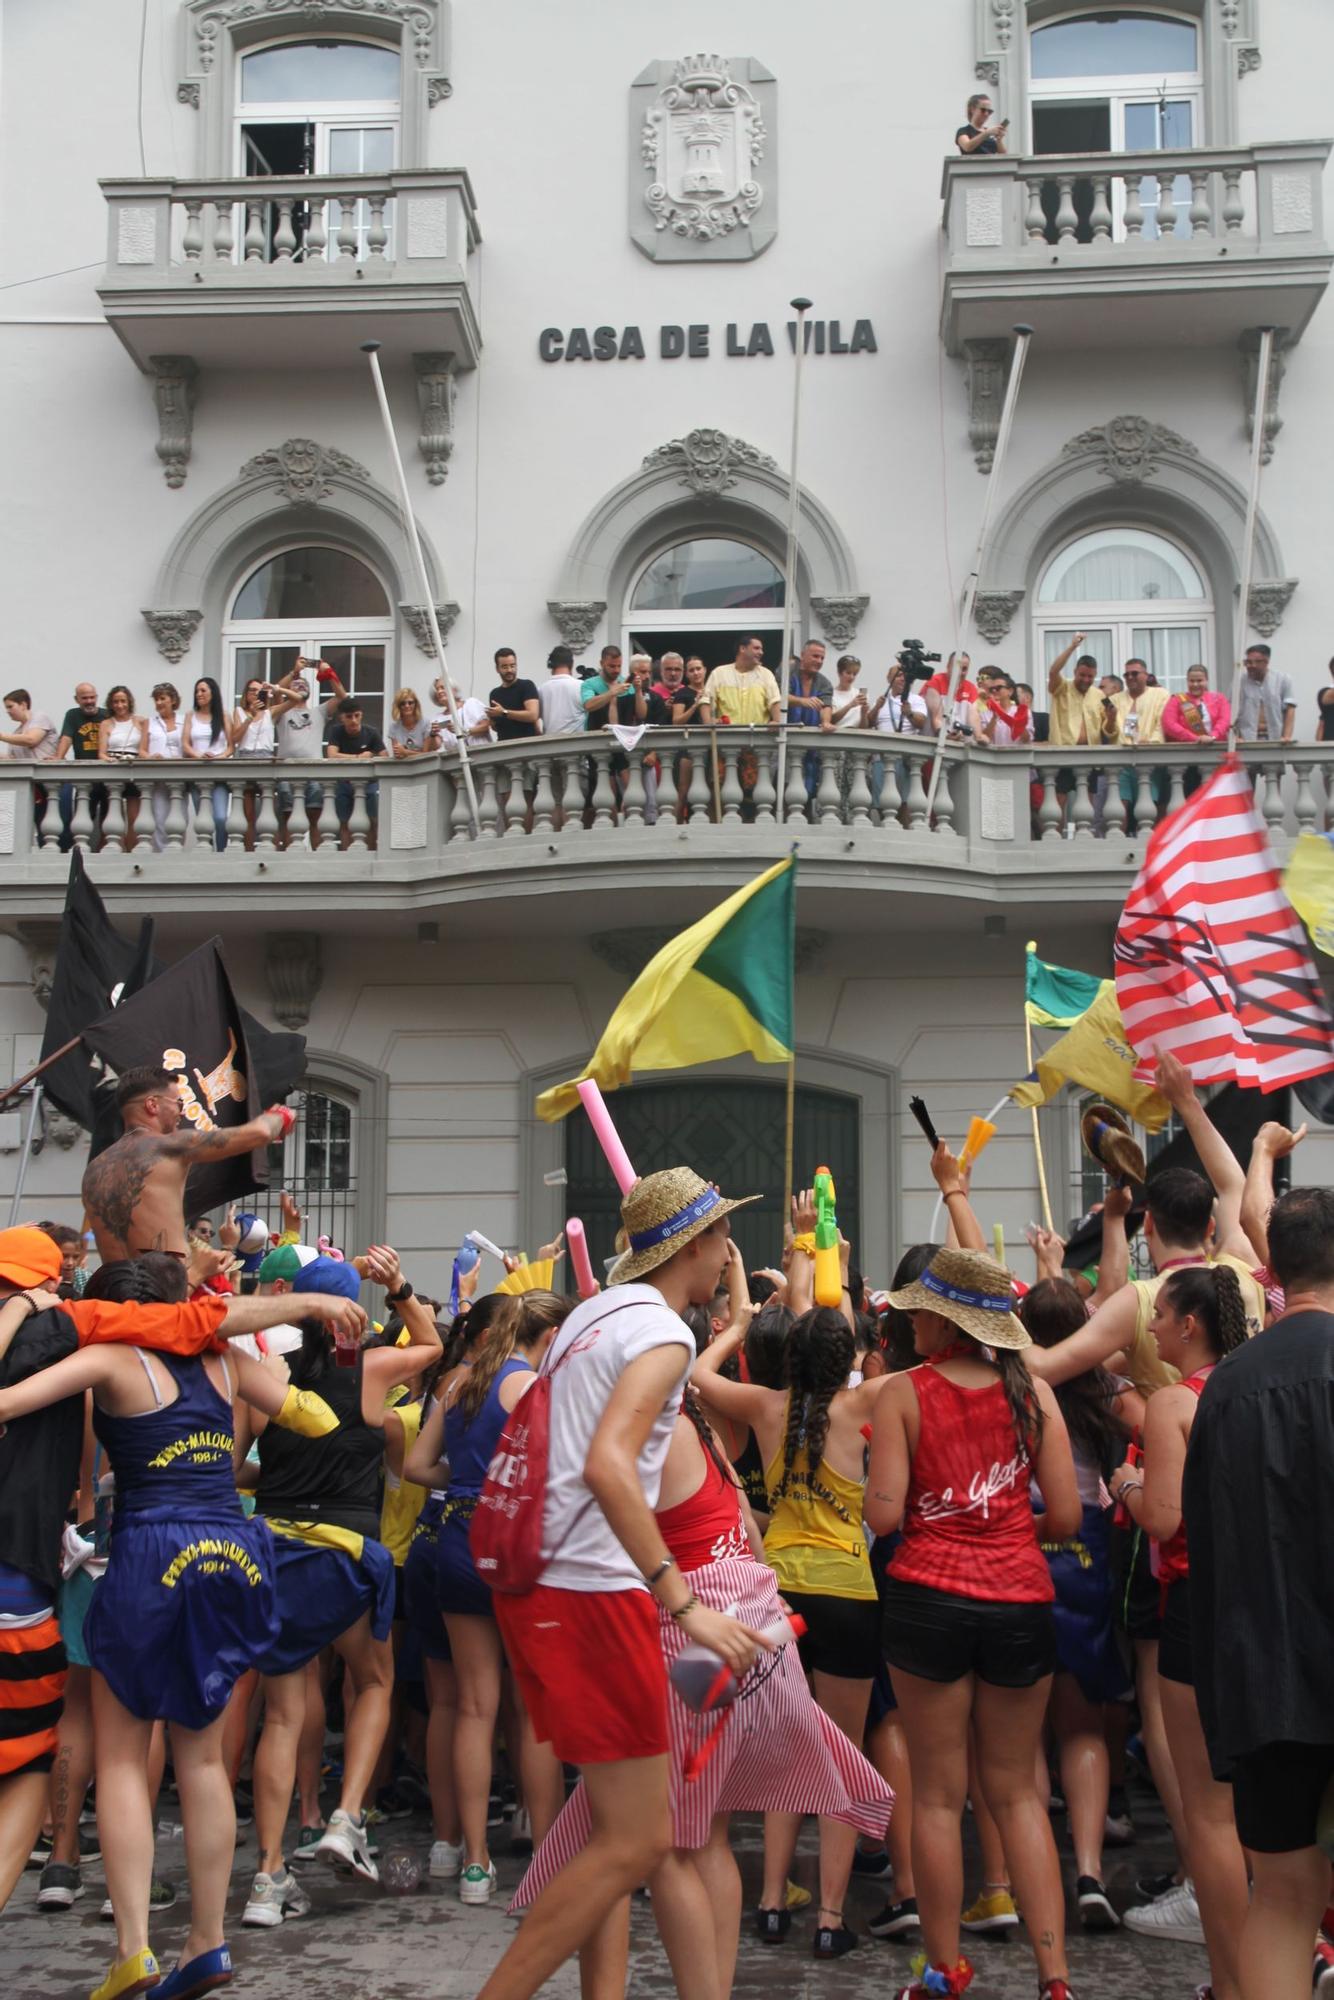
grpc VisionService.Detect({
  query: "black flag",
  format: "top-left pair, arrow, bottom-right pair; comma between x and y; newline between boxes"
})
38,850 -> 157,1126
81,939 -> 277,1219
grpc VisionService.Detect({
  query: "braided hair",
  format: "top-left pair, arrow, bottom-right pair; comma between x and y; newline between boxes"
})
681,1384 -> 740,1488
774,1307 -> 854,1499
1159,1263 -> 1248,1359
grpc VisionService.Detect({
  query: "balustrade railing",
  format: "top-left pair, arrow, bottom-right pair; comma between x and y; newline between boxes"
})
3,738 -> 1330,871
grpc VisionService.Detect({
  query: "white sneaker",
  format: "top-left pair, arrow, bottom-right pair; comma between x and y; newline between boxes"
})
315,1808 -> 379,1884
429,1840 -> 463,1880
459,1860 -> 497,1905
242,1867 -> 312,1927
1123,1879 -> 1203,1944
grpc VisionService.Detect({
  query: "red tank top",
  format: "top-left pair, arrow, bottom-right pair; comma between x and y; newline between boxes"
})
1156,1367 -> 1214,1587
656,1448 -> 752,1573
889,1364 -> 1053,1604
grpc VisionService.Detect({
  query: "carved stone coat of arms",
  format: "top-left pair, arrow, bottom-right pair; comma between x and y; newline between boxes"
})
629,54 -> 777,262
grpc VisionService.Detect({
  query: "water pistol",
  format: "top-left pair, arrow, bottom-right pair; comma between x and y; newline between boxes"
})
813,1166 -> 842,1309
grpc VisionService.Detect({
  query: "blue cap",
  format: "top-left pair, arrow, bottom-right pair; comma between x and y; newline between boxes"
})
292,1254 -> 362,1303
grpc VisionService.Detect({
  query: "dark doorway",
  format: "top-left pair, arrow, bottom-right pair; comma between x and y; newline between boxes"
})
625,627 -> 788,676
564,1077 -> 861,1280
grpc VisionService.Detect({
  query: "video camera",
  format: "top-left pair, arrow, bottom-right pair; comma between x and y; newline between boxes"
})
897,639 -> 942,684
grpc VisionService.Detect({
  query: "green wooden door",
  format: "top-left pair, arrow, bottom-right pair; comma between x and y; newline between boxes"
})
564,1079 -> 860,1280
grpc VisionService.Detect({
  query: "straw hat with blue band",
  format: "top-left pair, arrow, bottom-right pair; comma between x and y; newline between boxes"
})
608,1167 -> 759,1284
886,1246 -> 1031,1350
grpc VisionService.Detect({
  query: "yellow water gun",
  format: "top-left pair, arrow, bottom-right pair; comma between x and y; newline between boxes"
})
813,1166 -> 843,1309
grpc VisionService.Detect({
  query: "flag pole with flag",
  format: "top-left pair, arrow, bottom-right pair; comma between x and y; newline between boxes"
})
1011,955 -> 1170,1134
1021,943 -> 1103,1231
537,855 -> 797,1125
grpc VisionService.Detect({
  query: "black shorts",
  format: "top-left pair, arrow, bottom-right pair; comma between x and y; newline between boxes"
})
781,1588 -> 882,1681
882,1577 -> 1056,1690
1230,1740 -> 1334,1854
1112,1522 -> 1161,1643
1157,1576 -> 1193,1686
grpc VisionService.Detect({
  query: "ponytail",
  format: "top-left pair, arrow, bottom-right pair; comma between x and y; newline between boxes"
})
1160,1263 -> 1249,1360
455,1290 -> 572,1422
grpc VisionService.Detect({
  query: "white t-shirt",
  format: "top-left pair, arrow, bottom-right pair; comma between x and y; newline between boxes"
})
539,675 -> 586,737
875,691 -> 928,735
832,684 -> 871,729
276,702 -> 323,763
425,695 -> 492,748
540,1284 -> 694,1594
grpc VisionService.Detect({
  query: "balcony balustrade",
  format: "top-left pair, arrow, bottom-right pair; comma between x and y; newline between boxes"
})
99,169 -> 481,372
941,140 -> 1332,352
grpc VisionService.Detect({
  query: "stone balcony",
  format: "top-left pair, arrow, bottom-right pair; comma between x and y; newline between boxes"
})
98,169 -> 481,373
1,736 -> 1327,938
940,141 -> 1332,354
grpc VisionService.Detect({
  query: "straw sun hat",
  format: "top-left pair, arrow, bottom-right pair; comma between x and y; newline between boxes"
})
887,1245 -> 1031,1350
609,1167 -> 759,1284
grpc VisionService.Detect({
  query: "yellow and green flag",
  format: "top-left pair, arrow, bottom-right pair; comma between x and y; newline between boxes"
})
1011,978 -> 1169,1131
1284,831 -> 1334,958
1025,941 -> 1104,1029
537,855 -> 796,1122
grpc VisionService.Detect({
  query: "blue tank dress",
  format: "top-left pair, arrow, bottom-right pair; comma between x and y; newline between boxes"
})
85,1349 -> 278,1730
437,1357 -> 533,1619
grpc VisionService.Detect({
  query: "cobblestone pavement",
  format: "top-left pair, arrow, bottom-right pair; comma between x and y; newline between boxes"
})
4,1780 -> 1210,1999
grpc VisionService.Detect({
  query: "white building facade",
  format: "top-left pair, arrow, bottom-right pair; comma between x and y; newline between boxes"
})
2,0 -> 1333,1288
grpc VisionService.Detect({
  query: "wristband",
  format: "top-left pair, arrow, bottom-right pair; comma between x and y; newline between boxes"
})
387,1280 -> 414,1304
273,1386 -> 339,1438
669,1593 -> 700,1624
643,1556 -> 675,1587
941,1188 -> 967,1202
266,1104 -> 297,1136
790,1232 -> 816,1256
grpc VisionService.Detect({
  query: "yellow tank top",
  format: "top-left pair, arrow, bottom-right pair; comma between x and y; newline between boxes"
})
379,1398 -> 428,1566
762,1405 -> 874,1601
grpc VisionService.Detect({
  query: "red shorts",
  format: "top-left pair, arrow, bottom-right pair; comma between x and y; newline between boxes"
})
496,1584 -> 668,1766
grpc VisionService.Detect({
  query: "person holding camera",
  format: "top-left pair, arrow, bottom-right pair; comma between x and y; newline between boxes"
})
956,94 -> 1009,154
231,677 -> 278,852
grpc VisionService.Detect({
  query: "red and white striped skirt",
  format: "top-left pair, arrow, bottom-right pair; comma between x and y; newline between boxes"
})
511,1551 -> 892,1907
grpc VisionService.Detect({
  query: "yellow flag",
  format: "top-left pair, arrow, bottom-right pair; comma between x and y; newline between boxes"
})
1010,979 -> 1169,1132
1284,832 -> 1334,957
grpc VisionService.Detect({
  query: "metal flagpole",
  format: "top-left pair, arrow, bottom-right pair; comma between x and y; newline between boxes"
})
782,1054 -> 796,1230
775,298 -> 812,818
361,342 -> 481,835
7,1085 -> 44,1228
925,323 -> 1034,821
1228,325 -> 1275,755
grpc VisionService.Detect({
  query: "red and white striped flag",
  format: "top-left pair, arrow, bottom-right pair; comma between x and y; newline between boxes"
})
1114,757 -> 1334,1091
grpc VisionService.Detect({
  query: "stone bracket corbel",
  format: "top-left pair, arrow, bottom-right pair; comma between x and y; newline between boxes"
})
265,934 -> 324,1031
548,601 -> 607,652
400,601 -> 462,656
413,352 -> 455,484
1240,328 -> 1289,464
142,609 -> 203,663
150,356 -> 198,488
963,338 -> 1012,473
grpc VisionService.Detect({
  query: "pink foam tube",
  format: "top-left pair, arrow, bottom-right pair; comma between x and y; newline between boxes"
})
576,1079 -> 638,1195
566,1216 -> 598,1301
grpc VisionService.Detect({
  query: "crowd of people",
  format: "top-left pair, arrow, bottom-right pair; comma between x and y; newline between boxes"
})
0,634 -> 1318,852
1,1055 -> 1332,2000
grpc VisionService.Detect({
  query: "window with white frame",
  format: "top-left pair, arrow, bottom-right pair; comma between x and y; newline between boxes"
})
236,39 -> 400,261
226,545 -> 394,733
1035,527 -> 1213,695
624,537 -> 792,674
1028,10 -> 1203,241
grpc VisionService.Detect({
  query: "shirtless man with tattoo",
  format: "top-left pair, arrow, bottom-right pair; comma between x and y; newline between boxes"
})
82,1064 -> 294,1263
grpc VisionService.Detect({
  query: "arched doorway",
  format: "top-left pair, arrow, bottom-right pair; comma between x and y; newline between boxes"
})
224,543 -> 394,731
623,535 -> 792,675
1033,526 -> 1212,693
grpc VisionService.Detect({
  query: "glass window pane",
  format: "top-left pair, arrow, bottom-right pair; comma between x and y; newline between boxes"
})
1031,16 -> 1198,79
1040,531 -> 1205,603
632,539 -> 785,611
352,650 -> 385,693
1042,628 -> 1114,673
362,127 -> 394,172
241,42 -> 400,104
1130,628 -> 1205,694
232,547 -> 390,620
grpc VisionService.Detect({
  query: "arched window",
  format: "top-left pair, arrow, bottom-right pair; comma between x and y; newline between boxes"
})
1035,526 -> 1213,693
237,38 -> 400,260
624,538 -> 790,674
1029,11 -> 1203,239
226,545 -> 394,731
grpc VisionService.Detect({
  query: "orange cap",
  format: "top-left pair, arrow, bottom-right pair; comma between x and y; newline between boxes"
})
0,1227 -> 63,1290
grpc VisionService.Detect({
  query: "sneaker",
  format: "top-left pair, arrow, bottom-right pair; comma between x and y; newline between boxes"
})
812,1918 -> 859,1959
867,1896 -> 921,1939
1104,1787 -> 1135,1846
37,1862 -> 84,1909
1076,1875 -> 1119,1930
509,1807 -> 533,1855
784,1879 -> 811,1912
1314,1938 -> 1334,1997
755,1906 -> 790,1943
1134,1869 -> 1179,1902
289,1824 -> 327,1864
459,1860 -> 497,1905
1123,1879 -> 1204,1944
27,1831 -> 53,1869
1040,1984 -> 1075,2000
429,1840 -> 463,1880
851,1843 -> 893,1881
961,1886 -> 1020,1934
315,1808 -> 379,1884
155,1941 -> 233,2000
241,1868 -> 311,1927
89,1946 -> 161,2000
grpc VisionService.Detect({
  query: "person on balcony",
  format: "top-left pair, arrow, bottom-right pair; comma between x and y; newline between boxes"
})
866,662 -> 928,819
182,677 -> 233,853
974,673 -> 1033,748
387,687 -> 441,759
785,640 -> 835,810
0,686 -> 60,846
652,652 -> 685,708
94,684 -> 146,851
1164,665 -> 1229,797
922,654 -> 979,740
54,681 -> 109,853
1106,659 -> 1170,832
956,94 -> 1009,155
145,682 -> 183,852
324,697 -> 385,851
830,655 -> 870,730
702,637 -> 782,822
537,646 -> 586,737
671,656 -> 710,822
426,675 -> 493,751
266,663 -> 329,852
1047,638 -> 1115,835
1234,643 -> 1296,744
230,678 -> 278,853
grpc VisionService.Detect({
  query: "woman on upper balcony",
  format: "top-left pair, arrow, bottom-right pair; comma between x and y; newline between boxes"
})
97,684 -> 147,848
956,94 -> 1008,155
182,676 -> 234,852
1163,666 -> 1230,744
974,672 -> 1034,747
145,681 -> 183,852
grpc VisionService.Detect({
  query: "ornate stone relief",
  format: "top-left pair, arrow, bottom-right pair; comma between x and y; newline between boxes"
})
974,60 -> 1000,86
642,427 -> 777,496
630,54 -> 776,261
413,353 -> 455,484
177,81 -> 201,107
592,925 -> 828,978
974,591 -> 1025,645
1240,329 -> 1289,464
192,3 -> 438,73
239,438 -> 370,504
427,75 -> 453,102
963,338 -> 1010,472
149,356 -> 197,488
400,601 -> 461,655
141,609 -> 204,663
1247,579 -> 1298,637
990,0 -> 1016,49
16,921 -> 61,1008
1061,415 -> 1199,484
42,1108 -> 84,1151
265,933 -> 323,1031
810,596 -> 870,650
547,601 -> 607,652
